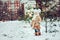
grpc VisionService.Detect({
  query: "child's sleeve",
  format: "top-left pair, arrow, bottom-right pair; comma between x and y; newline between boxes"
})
39,16 -> 42,22
37,16 -> 42,22
31,20 -> 35,28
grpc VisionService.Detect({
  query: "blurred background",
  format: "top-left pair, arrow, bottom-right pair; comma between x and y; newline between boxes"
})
0,0 -> 60,21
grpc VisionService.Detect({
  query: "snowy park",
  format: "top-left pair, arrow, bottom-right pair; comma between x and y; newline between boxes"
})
0,20 -> 60,40
0,0 -> 60,40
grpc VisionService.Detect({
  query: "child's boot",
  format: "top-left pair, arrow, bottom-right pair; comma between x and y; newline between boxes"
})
35,32 -> 37,36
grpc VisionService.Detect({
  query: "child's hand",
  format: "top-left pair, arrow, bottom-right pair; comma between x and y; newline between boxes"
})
32,27 -> 35,29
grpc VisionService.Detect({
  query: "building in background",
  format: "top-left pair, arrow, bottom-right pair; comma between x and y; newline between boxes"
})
0,0 -> 25,21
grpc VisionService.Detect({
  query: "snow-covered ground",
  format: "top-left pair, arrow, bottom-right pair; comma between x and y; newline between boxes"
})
0,20 -> 60,40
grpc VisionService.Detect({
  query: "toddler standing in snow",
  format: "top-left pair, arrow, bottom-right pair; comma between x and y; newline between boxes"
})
31,9 -> 42,36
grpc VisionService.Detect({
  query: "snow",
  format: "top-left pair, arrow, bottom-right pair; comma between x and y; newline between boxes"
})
0,20 -> 60,40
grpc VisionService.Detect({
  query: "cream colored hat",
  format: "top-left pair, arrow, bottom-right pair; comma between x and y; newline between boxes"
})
34,9 -> 41,13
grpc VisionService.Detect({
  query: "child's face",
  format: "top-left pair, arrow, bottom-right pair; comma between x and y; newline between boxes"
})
34,12 -> 39,15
